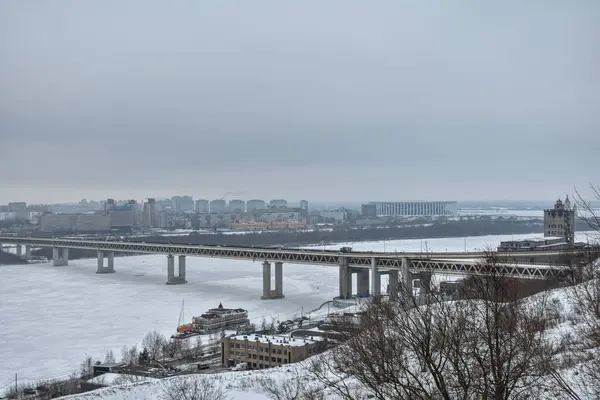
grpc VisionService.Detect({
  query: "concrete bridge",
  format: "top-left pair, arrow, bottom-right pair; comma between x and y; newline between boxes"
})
0,236 -> 574,301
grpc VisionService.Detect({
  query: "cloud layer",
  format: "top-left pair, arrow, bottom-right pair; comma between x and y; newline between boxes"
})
1,1 -> 598,203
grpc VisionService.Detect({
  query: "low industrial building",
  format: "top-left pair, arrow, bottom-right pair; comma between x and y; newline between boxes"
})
319,210 -> 347,223
92,362 -> 124,377
231,221 -> 306,230
498,237 -> 566,252
365,201 -> 458,217
253,208 -> 303,222
108,210 -> 136,229
221,334 -> 325,369
196,212 -> 244,229
39,213 -> 111,233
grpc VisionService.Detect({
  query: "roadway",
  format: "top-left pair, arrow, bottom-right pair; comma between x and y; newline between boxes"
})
0,236 -> 578,259
0,236 -> 577,279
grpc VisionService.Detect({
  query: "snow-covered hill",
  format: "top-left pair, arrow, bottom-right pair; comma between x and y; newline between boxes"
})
59,278 -> 600,400
60,361 -> 316,399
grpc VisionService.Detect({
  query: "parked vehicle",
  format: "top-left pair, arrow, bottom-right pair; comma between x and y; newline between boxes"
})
197,363 -> 210,370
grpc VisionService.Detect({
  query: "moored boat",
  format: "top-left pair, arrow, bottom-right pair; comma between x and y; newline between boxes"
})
170,301 -> 250,339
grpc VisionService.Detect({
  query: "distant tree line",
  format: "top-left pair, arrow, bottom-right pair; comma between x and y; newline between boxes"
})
0,249 -> 28,265
138,218 -> 547,247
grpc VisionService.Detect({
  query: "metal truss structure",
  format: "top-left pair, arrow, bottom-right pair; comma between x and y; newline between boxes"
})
0,236 -> 570,279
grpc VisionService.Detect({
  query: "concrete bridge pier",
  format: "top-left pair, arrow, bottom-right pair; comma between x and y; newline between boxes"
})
275,261 -> 284,298
261,260 -> 284,299
371,257 -> 381,297
401,257 -> 414,291
262,261 -> 271,298
178,255 -> 187,282
16,244 -> 22,257
356,269 -> 370,297
166,255 -> 187,284
96,251 -> 115,273
52,247 -> 69,267
417,272 -> 432,304
25,245 -> 31,260
338,257 -> 352,299
387,269 -> 399,299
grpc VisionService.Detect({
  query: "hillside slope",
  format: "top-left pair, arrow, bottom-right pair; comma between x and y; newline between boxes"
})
60,280 -> 598,400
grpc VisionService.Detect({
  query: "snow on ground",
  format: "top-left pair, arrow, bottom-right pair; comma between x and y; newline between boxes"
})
0,232 -> 596,386
86,373 -> 157,386
60,281 -> 596,400
60,358 -> 319,400
319,231 -> 596,253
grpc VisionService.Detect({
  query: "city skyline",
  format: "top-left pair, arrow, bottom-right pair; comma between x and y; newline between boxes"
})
1,1 -> 598,204
0,194 -> 591,208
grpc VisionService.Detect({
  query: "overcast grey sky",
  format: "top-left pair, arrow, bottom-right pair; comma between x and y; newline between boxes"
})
1,1 -> 598,204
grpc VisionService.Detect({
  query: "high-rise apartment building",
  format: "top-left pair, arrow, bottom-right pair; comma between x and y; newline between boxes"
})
299,200 -> 309,219
195,199 -> 210,213
8,202 -> 28,220
229,199 -> 245,213
155,199 -> 172,211
104,199 -> 116,212
142,198 -> 157,228
172,196 -> 195,213
269,199 -> 287,208
247,200 -> 266,213
210,199 -> 227,213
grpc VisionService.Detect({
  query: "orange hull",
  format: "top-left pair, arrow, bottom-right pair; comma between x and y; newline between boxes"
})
177,323 -> 193,333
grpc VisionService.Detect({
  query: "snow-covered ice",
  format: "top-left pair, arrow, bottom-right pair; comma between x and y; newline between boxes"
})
319,231 -> 596,253
0,232 -> 595,385
0,255 -> 339,384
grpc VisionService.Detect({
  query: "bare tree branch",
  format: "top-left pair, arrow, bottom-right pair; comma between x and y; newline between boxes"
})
574,184 -> 600,238
160,376 -> 229,400
309,251 -> 562,399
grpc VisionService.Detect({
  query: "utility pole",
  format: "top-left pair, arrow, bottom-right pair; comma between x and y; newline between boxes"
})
15,373 -> 17,396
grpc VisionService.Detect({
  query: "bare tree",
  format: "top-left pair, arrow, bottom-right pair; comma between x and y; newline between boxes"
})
575,183 -> 600,236
194,335 -> 204,357
178,337 -> 193,359
551,187 -> 600,399
160,376 -> 229,400
260,316 -> 268,332
142,330 -> 167,361
162,340 -> 178,359
121,344 -> 138,365
309,277 -> 470,400
458,253 -> 558,399
104,349 -> 115,364
309,252 -> 559,399
79,355 -> 94,379
260,371 -> 325,400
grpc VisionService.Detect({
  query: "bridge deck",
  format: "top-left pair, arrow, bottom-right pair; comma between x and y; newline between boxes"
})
0,236 -> 577,279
